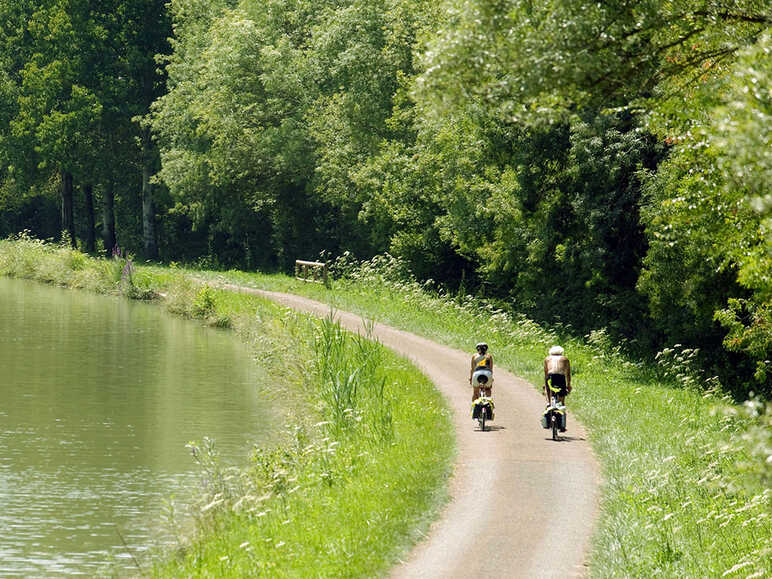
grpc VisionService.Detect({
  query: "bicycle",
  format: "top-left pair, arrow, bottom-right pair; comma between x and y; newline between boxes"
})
542,382 -> 566,440
472,386 -> 494,431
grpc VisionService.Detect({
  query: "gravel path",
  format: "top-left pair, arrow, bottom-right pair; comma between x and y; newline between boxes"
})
225,285 -> 600,578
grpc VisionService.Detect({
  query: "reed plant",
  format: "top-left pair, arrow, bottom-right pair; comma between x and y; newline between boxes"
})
0,233 -> 157,297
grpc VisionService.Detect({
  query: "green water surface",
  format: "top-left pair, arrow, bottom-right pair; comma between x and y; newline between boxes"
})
0,277 -> 275,576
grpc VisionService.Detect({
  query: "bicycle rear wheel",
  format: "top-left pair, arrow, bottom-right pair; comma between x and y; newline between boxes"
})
551,413 -> 558,440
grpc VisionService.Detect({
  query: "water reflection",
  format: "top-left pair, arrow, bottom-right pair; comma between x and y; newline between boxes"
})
0,277 -> 274,575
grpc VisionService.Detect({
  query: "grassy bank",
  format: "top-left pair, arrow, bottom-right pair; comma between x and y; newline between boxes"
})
0,238 -> 454,576
153,311 -> 453,577
1,238 -> 770,577
182,255 -> 771,578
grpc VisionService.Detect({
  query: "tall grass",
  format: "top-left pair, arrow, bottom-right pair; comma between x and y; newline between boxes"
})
196,253 -> 771,578
0,233 -> 157,297
156,309 -> 452,577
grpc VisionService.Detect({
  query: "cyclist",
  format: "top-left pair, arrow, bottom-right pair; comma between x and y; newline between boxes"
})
470,342 -> 493,401
544,345 -> 571,431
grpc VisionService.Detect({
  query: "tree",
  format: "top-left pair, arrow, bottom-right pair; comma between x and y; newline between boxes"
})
407,0 -> 768,390
415,0 -> 769,120
153,0 -> 295,268
121,0 -> 171,260
155,0 -> 409,268
641,34 -> 771,388
0,0 -> 171,256
7,1 -> 104,247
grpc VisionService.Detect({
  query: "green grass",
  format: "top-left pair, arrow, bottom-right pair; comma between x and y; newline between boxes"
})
154,311 -> 454,577
1,239 -> 770,577
171,255 -> 772,578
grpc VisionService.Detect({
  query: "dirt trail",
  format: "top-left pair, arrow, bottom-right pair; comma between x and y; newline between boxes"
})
227,286 -> 599,578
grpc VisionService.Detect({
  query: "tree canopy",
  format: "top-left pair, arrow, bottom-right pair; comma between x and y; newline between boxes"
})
1,0 -> 769,394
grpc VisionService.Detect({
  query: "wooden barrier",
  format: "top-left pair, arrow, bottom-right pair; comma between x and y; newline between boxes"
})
295,259 -> 329,286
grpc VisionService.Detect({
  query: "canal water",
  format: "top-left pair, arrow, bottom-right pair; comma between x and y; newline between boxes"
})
0,276 -> 275,576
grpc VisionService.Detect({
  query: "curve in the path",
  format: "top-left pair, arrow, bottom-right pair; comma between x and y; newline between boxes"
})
228,286 -> 599,578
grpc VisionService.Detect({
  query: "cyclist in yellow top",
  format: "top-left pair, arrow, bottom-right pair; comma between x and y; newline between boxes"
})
470,342 -> 493,401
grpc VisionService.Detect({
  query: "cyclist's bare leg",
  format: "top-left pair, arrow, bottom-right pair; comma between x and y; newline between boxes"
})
558,394 -> 567,431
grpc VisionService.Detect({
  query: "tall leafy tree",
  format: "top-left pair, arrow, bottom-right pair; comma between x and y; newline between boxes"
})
1,0 -> 170,255
405,0 -> 769,389
7,1 -> 103,246
153,0 -> 304,268
415,0 -> 770,119
0,1 -> 51,221
152,0 -> 427,268
121,0 -> 171,259
641,34 -> 771,387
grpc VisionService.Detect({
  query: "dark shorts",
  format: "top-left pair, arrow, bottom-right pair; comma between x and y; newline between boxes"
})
546,373 -> 567,397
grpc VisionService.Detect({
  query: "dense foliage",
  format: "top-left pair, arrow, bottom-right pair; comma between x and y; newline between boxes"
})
0,0 -> 170,255
0,0 -> 769,393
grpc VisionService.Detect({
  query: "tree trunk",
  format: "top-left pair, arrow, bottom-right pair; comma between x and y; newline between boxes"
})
60,171 -> 76,248
102,184 -> 116,257
141,128 -> 158,260
83,184 -> 96,253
